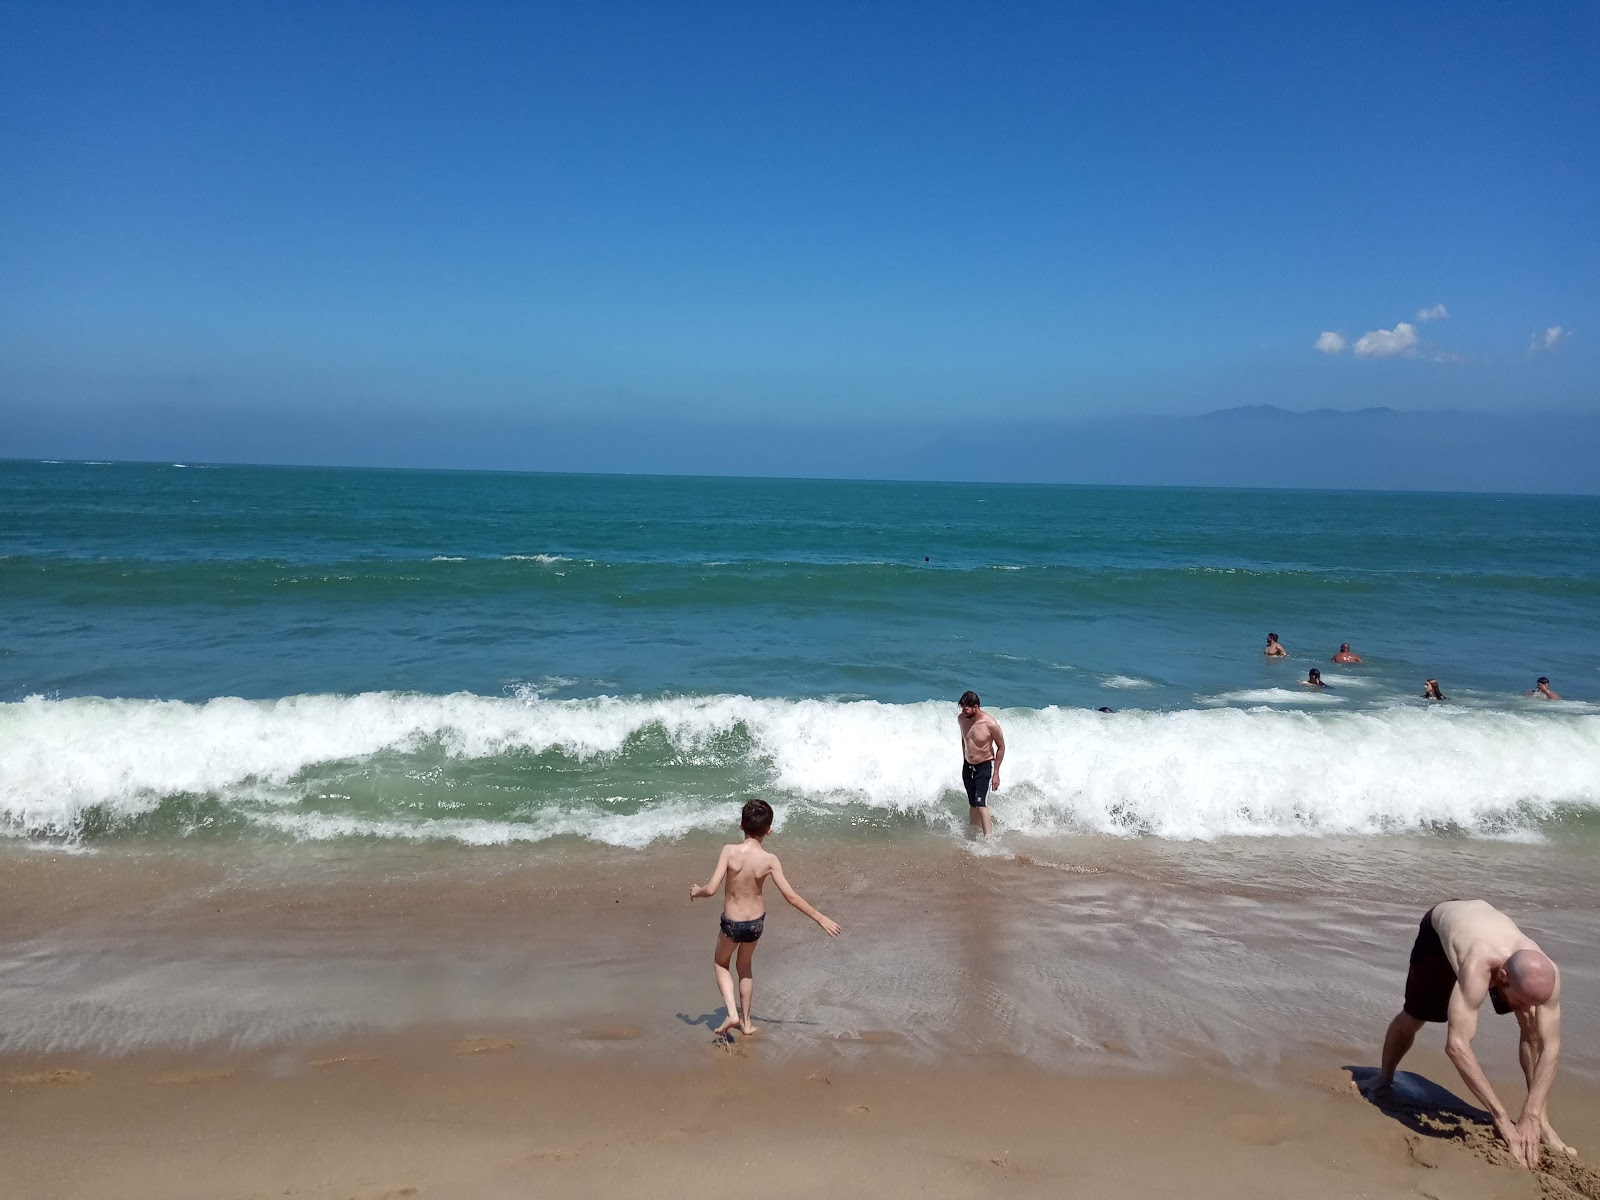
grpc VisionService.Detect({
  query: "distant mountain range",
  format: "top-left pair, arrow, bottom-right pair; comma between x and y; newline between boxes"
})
1196,405 -> 1399,421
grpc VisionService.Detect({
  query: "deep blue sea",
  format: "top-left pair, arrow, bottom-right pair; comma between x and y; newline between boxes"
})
3,459 -> 1598,846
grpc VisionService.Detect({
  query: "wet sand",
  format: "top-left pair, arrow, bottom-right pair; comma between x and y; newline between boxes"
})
3,836 -> 1599,1196
6,1036 -> 1600,1199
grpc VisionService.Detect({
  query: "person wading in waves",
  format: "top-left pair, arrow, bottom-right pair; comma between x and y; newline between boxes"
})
957,690 -> 1005,838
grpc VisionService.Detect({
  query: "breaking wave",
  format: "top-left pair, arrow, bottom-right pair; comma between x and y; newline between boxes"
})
3,692 -> 1597,845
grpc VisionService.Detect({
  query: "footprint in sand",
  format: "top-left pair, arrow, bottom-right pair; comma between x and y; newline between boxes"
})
845,1104 -> 871,1115
453,1038 -> 518,1055
833,1030 -> 905,1046
309,1054 -> 379,1068
576,1024 -> 641,1042
6,1068 -> 90,1086
521,1150 -> 578,1164
155,1068 -> 235,1085
1225,1114 -> 1302,1147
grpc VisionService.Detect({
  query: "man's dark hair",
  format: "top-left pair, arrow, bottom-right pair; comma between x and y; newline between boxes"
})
1538,676 -> 1550,686
741,798 -> 774,837
959,690 -> 981,708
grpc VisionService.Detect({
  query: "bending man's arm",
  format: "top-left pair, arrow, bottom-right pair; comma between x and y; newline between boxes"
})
991,721 -> 1005,787
1445,974 -> 1534,1166
1520,1000 -> 1561,1130
769,859 -> 841,937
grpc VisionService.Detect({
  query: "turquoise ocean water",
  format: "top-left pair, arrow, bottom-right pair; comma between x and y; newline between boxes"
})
3,459 -> 1598,846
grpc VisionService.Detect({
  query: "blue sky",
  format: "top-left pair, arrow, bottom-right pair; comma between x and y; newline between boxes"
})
2,1 -> 1596,472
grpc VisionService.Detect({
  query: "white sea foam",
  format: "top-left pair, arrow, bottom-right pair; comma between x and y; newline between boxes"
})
430,555 -> 466,562
1205,688 -> 1345,705
1101,675 -> 1154,690
2,693 -> 1597,843
1318,673 -> 1372,688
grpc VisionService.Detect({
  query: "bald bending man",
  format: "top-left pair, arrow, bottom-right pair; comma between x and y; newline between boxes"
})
1372,899 -> 1572,1168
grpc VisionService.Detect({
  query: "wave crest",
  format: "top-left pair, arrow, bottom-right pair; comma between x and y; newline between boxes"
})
2,692 -> 1597,845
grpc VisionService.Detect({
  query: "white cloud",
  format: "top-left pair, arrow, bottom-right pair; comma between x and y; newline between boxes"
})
1352,322 -> 1418,359
1416,303 -> 1449,322
1529,326 -> 1568,354
1314,331 -> 1346,355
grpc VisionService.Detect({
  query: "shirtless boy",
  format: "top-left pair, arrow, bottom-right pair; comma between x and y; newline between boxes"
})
957,690 -> 1006,837
1371,899 -> 1572,1168
1528,676 -> 1562,700
689,798 -> 840,1037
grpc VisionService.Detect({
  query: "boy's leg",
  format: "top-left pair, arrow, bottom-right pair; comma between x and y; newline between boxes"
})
735,941 -> 758,1035
712,934 -> 740,1035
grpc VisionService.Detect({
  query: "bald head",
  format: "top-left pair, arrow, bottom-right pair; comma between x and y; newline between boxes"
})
1504,949 -> 1558,1007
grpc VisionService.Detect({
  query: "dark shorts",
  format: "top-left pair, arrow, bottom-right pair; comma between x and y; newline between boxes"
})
1403,907 -> 1512,1023
720,914 -> 764,944
962,760 -> 993,808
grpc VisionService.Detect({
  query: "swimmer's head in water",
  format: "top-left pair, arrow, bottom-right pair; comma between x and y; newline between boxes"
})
740,798 -> 774,838
1538,676 -> 1551,687
958,690 -> 981,710
1308,668 -> 1322,684
1339,643 -> 1351,653
1497,949 -> 1558,1010
1266,633 -> 1279,644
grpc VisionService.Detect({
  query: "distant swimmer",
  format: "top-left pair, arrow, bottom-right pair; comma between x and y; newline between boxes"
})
1423,679 -> 1447,701
1301,667 -> 1327,688
957,690 -> 1006,838
1097,706 -> 1114,713
1264,632 -> 1288,657
1527,676 -> 1562,700
1332,643 -> 1362,663
1369,899 -> 1571,1168
689,799 -> 840,1038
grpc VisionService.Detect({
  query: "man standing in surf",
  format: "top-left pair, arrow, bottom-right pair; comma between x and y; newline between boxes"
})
1370,899 -> 1572,1168
957,690 -> 1005,837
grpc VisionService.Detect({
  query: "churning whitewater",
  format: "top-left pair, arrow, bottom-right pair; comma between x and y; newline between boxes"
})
4,691 -> 1598,845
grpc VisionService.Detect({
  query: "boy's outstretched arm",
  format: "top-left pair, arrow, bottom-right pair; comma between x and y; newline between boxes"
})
689,846 -> 730,901
770,858 -> 841,936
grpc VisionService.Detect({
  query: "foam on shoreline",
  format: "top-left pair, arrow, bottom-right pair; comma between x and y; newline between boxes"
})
3,691 -> 1598,844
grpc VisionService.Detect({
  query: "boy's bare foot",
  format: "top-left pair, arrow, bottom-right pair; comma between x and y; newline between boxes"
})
714,1013 -> 739,1036
739,1021 -> 760,1037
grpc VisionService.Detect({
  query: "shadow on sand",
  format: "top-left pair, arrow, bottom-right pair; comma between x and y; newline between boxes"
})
675,1009 -> 821,1042
1345,1066 -> 1492,1141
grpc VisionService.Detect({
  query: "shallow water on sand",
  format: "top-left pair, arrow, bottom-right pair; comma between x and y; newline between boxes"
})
4,836 -> 1595,1084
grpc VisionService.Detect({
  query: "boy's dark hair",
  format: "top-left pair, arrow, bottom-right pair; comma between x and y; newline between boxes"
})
741,798 -> 774,837
958,690 -> 981,707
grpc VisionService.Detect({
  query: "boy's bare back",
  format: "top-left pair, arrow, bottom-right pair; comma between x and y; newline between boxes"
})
710,839 -> 779,921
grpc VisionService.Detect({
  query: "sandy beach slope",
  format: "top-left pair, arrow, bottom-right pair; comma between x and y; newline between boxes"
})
3,839 -> 1598,1197
5,1039 -> 1600,1199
